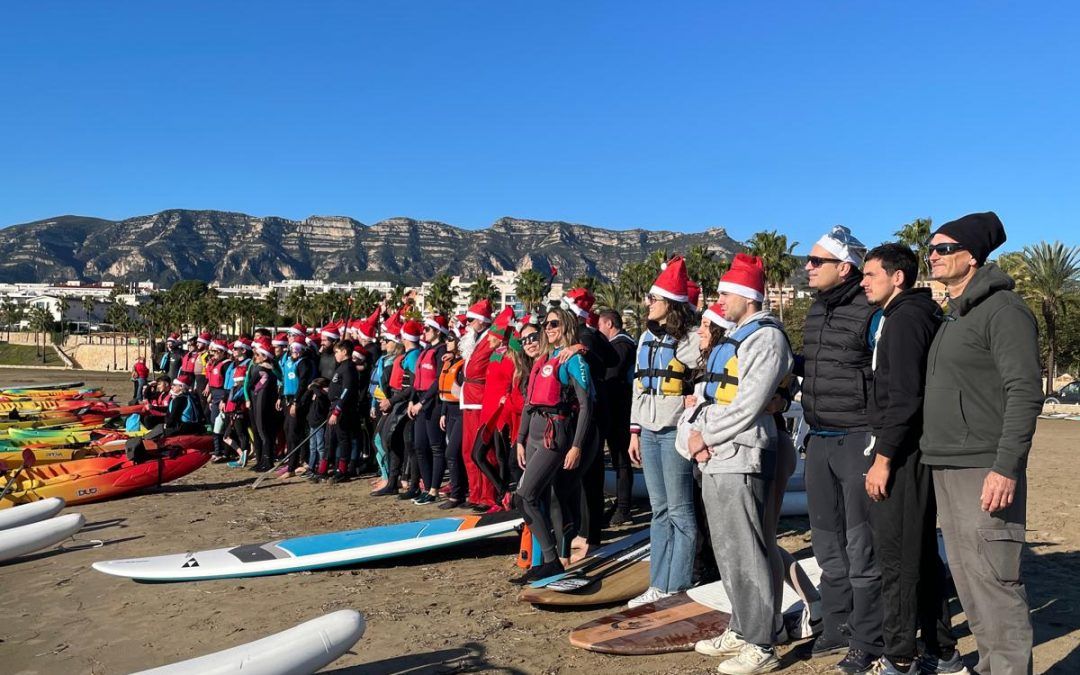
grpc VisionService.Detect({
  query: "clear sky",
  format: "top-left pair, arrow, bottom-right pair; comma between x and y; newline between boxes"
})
1,2 -> 1077,253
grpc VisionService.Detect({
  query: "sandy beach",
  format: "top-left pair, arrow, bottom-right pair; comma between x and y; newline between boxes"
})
1,368 -> 1077,674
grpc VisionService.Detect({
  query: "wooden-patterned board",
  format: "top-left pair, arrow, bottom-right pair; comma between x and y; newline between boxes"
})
569,592 -> 730,655
519,558 -> 650,607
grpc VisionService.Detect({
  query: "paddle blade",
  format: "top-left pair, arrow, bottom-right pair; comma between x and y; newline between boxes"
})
22,448 -> 36,468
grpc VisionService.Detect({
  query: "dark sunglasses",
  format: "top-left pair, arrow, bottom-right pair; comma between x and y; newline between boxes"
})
926,243 -> 967,257
544,320 -> 562,329
521,333 -> 540,345
807,255 -> 843,268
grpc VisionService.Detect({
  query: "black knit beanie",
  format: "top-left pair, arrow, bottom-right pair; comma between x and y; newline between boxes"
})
932,211 -> 1007,265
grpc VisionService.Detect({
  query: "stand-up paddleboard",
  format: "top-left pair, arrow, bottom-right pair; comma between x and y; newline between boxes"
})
0,497 -> 64,531
527,528 -> 649,588
688,556 -> 823,615
520,555 -> 651,607
131,609 -> 365,675
0,512 -> 84,563
569,592 -> 730,654
94,511 -> 524,582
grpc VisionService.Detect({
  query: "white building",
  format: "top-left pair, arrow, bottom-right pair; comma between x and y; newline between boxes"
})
417,270 -> 565,316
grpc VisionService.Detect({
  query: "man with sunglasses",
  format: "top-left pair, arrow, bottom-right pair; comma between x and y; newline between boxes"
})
922,212 -> 1041,675
799,225 -> 884,673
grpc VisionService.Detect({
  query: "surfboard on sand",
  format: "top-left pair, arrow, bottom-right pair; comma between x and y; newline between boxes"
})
93,511 -> 523,582
519,555 -> 651,607
569,592 -> 730,655
131,609 -> 365,675
527,528 -> 649,588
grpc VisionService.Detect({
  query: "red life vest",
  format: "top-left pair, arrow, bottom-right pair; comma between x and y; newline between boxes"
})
180,350 -> 197,375
207,359 -> 228,389
388,354 -> 406,390
526,355 -> 566,409
415,347 -> 439,391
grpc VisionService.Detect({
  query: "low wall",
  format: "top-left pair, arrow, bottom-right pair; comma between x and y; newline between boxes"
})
67,343 -> 153,372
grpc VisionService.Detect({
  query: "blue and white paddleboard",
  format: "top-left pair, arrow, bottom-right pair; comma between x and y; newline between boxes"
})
93,511 -> 523,582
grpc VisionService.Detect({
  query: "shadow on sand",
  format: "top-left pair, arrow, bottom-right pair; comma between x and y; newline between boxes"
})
324,642 -> 528,675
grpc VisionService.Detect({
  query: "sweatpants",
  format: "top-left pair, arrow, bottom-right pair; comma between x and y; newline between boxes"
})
414,408 -> 447,493
869,448 -> 957,662
327,417 -> 353,473
701,471 -> 775,646
804,431 -> 884,654
443,406 -> 466,501
933,467 -> 1032,675
285,403 -> 309,471
603,400 -> 634,512
578,424 -> 606,545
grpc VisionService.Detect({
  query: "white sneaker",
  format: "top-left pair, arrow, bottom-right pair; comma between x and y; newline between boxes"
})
695,629 -> 747,656
717,643 -> 780,674
627,586 -> 673,608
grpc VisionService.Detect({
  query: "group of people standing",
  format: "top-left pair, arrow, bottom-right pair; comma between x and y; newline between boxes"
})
144,210 -> 1040,675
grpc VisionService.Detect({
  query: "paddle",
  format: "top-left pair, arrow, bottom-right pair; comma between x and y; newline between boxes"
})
546,546 -> 651,592
0,448 -> 37,503
251,416 -> 331,489
527,531 -> 651,588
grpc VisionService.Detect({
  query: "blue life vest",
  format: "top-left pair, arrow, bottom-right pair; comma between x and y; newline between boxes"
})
170,393 -> 204,424
635,330 -> 688,396
701,318 -> 788,405
282,357 -> 300,396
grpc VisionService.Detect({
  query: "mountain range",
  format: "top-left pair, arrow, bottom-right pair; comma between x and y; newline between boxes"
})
0,209 -> 746,287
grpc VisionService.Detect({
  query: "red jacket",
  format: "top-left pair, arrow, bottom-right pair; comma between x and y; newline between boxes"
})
480,347 -> 514,428
461,330 -> 494,411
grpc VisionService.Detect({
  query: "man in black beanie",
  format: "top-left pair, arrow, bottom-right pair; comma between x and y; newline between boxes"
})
921,211 -> 1042,675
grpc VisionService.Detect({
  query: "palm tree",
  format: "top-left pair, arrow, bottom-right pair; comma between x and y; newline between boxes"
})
81,295 -> 96,343
685,244 -> 729,304
515,269 -> 548,313
283,286 -> 308,323
28,305 -> 53,363
427,272 -> 456,315
1018,241 -> 1080,395
387,285 -> 408,310
468,273 -> 498,304
570,275 -> 598,293
748,229 -> 799,321
895,218 -> 933,279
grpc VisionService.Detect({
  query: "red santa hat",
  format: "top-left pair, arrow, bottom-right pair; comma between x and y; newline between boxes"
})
287,323 -> 307,337
562,287 -> 595,319
289,337 -> 306,352
401,319 -> 424,343
382,307 -> 405,342
686,280 -> 701,309
272,333 -> 289,347
649,256 -> 690,303
209,339 -> 229,352
352,344 -> 366,360
466,298 -> 493,323
172,374 -> 192,388
702,301 -> 735,331
490,306 -> 517,340
357,307 -> 381,341
166,332 -> 180,344
320,323 -> 340,341
585,312 -> 599,329
196,331 -> 212,345
253,337 -> 275,358
716,253 -> 766,303
232,337 -> 253,352
453,314 -> 467,338
424,313 -> 450,336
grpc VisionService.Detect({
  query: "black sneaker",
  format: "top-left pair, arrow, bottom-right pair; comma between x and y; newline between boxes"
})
835,648 -> 878,674
919,649 -> 968,674
809,635 -> 849,659
607,508 -> 632,527
370,485 -> 398,496
438,499 -> 462,510
397,489 -> 420,501
509,559 -> 564,586
413,493 -> 435,505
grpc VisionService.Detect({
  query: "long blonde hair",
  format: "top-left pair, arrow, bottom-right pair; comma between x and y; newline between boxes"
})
539,307 -> 580,356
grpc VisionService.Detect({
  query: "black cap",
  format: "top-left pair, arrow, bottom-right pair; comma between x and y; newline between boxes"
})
932,211 -> 1007,265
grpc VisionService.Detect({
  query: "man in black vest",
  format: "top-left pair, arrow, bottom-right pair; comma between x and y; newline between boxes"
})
596,309 -> 637,526
798,225 -> 883,673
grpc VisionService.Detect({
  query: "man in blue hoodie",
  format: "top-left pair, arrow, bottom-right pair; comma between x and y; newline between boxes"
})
921,212 -> 1042,675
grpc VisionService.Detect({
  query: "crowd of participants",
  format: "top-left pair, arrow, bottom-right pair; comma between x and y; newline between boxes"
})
137,212 -> 1040,675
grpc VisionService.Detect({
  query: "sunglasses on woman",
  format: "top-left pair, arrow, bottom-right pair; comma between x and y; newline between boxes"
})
521,333 -> 540,345
806,255 -> 843,268
926,243 -> 967,257
544,320 -> 561,329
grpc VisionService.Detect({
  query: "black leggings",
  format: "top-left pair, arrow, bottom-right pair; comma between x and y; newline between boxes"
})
285,405 -> 308,471
414,408 -> 447,492
251,403 -> 280,468
515,415 -> 580,563
228,413 -> 251,455
443,407 -> 466,501
578,424 -> 605,545
472,425 -> 512,498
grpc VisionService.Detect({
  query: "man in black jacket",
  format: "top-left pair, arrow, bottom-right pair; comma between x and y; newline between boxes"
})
597,309 -> 637,525
327,339 -> 360,482
861,244 -> 960,675
798,225 -> 884,672
922,212 -> 1041,675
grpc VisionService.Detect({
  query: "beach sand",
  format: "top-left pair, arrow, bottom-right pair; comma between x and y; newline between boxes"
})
1,368 -> 1077,674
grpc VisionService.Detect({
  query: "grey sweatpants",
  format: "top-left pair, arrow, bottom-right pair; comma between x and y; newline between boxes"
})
701,471 -> 775,646
933,467 -> 1032,675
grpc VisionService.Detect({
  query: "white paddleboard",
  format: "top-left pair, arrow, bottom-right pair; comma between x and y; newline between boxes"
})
131,609 -> 365,675
688,555 -> 823,615
0,497 -> 64,531
94,511 -> 523,582
604,469 -> 808,516
0,512 -> 84,563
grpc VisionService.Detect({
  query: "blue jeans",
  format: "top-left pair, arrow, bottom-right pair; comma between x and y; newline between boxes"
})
307,426 -> 326,467
639,426 -> 697,593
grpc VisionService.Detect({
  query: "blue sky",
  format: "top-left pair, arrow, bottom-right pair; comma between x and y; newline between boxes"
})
0,2 -> 1076,253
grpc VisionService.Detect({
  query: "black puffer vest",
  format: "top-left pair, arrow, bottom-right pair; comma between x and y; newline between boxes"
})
801,275 -> 877,432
